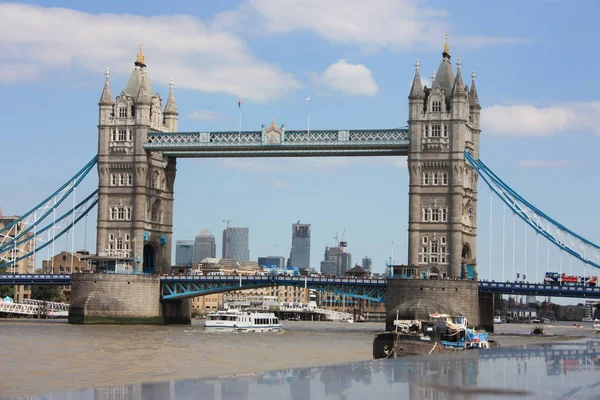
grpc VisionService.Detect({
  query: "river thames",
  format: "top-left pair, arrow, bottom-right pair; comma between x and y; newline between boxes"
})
1,319 -> 599,398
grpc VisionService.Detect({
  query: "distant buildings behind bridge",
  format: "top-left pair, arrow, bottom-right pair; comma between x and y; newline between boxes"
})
1,213 -> 35,302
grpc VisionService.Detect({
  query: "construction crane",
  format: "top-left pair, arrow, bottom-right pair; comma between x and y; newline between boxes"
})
222,219 -> 238,229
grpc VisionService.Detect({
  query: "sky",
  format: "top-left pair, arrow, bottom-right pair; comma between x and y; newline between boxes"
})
1,0 -> 600,283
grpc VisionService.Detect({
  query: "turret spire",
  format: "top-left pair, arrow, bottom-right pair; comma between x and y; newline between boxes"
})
99,67 -> 114,105
469,70 -> 480,108
409,59 -> 424,99
443,33 -> 450,58
164,77 -> 178,115
135,45 -> 146,68
451,58 -> 466,98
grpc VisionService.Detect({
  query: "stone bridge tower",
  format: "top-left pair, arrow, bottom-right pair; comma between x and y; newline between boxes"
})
96,47 -> 178,274
407,36 -> 481,278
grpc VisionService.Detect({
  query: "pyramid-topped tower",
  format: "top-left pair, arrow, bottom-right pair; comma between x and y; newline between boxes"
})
96,47 -> 178,274
406,35 -> 481,278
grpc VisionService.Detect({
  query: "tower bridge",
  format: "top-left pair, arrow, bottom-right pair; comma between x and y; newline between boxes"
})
2,37 -> 600,327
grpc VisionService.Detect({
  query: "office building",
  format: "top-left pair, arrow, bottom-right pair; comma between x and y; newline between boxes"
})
362,256 -> 372,271
222,227 -> 249,262
321,245 -> 352,275
289,223 -> 311,270
175,240 -> 195,266
194,229 -> 216,263
258,256 -> 285,269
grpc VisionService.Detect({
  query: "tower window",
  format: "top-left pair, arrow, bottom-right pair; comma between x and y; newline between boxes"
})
442,173 -> 449,185
109,207 -> 116,220
119,174 -> 125,186
431,125 -> 441,137
443,125 -> 448,137
128,130 -> 133,141
111,130 -> 116,141
110,174 -> 117,186
117,208 -> 125,220
441,209 -> 448,222
127,174 -> 133,186
432,101 -> 441,112
118,129 -> 127,141
119,107 -> 127,118
422,237 -> 428,245
423,172 -> 430,185
433,173 -> 439,185
125,207 -> 132,220
431,209 -> 439,222
423,125 -> 429,137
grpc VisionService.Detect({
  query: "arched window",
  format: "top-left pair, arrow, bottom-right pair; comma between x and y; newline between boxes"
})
152,170 -> 160,190
151,199 -> 162,223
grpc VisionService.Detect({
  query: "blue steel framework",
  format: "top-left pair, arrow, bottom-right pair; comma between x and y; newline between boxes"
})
144,128 -> 409,158
2,274 -> 600,301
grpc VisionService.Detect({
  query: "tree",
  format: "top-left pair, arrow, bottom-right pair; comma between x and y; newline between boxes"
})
0,266 -> 14,299
31,285 -> 63,302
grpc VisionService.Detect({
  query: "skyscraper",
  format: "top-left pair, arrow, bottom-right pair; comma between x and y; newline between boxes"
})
175,240 -> 194,266
194,228 -> 216,263
222,227 -> 249,261
321,245 -> 352,275
362,256 -> 372,271
290,223 -> 311,270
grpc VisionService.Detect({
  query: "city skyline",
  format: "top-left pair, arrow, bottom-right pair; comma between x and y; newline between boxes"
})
2,1 -> 600,280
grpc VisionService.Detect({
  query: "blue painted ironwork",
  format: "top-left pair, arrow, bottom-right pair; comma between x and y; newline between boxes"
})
3,274 -> 599,300
478,281 -> 600,298
465,151 -> 600,269
145,128 -> 409,158
160,275 -> 388,303
0,274 -> 71,285
0,156 -> 98,252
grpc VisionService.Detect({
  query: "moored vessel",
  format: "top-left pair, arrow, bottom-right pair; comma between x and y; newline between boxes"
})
373,313 -> 491,359
204,309 -> 283,332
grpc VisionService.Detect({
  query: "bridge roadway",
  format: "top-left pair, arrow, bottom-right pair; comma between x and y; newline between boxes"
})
1,274 -> 600,302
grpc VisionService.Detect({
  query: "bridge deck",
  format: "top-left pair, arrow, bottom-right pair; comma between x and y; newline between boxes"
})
2,275 -> 600,300
144,129 -> 409,157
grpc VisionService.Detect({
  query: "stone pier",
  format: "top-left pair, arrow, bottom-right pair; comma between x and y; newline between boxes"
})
68,274 -> 190,325
385,279 -> 480,331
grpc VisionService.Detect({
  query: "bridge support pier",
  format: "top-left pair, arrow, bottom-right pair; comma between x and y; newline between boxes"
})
68,274 -> 190,325
478,292 -> 494,333
385,279 -> 480,331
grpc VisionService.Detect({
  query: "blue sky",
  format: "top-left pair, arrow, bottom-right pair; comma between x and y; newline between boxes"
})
2,0 -> 600,282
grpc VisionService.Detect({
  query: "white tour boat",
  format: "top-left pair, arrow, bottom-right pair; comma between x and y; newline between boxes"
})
204,309 -> 283,332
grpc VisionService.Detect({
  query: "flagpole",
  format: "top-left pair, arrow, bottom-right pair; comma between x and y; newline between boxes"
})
238,98 -> 242,143
306,97 -> 311,134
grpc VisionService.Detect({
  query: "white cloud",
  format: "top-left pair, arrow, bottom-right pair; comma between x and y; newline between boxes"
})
188,110 -> 227,121
215,0 -> 526,52
272,180 -> 289,188
0,63 -> 41,83
316,60 -> 378,96
482,102 -> 600,136
0,3 -> 302,101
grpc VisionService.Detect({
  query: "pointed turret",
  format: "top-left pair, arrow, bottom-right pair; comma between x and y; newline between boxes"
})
164,78 -> 178,115
469,70 -> 480,109
99,68 -> 114,105
164,78 -> 179,132
433,34 -> 455,96
451,57 -> 467,98
409,59 -> 425,99
135,69 -> 152,105
125,45 -> 153,100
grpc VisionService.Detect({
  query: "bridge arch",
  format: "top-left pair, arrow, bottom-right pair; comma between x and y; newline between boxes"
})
143,241 -> 159,274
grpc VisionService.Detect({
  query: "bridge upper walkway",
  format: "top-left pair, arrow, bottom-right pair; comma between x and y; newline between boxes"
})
144,128 -> 409,158
2,274 -> 600,302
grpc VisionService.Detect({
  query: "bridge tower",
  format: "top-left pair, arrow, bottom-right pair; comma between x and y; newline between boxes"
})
407,36 -> 481,278
96,47 -> 178,274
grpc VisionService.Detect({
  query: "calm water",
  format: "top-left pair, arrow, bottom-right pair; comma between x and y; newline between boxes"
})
0,320 -> 381,397
1,319 -> 598,398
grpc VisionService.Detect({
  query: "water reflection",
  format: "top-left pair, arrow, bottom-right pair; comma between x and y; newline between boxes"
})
6,340 -> 600,400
